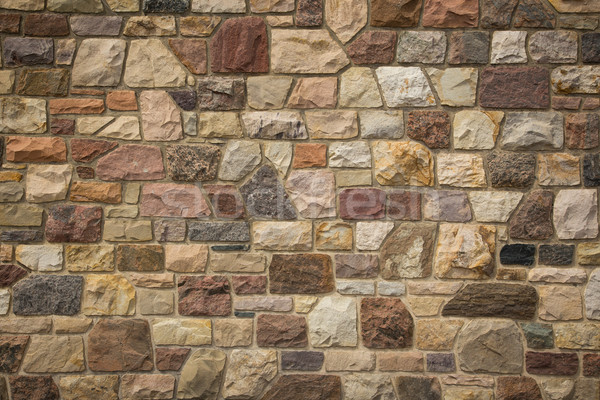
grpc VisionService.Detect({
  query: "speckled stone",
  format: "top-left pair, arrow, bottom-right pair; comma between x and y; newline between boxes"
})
240,165 -> 296,220
488,152 -> 536,188
165,145 -> 220,182
509,190 -> 554,240
13,275 -> 83,316
361,298 -> 413,348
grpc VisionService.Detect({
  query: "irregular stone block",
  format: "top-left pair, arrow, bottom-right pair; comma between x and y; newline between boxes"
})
210,17 -> 268,73
165,145 -> 219,181
13,275 -> 83,316
361,298 -> 413,349
72,39 -> 126,86
222,350 -> 277,398
82,274 -> 135,316
261,375 -> 341,400
270,254 -> 334,294
377,67 -> 436,106
178,275 -> 231,316
178,349 -> 226,399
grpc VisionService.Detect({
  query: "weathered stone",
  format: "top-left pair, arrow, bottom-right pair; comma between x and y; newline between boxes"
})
325,351 -> 375,372
295,296 -> 319,313
140,91 -> 182,141
116,245 -> 163,273
380,223 -> 435,279
585,269 -> 600,320
124,39 -> 186,87
15,245 -> 62,271
70,182 -> 121,204
143,0 -> 188,12
491,31 -> 527,64
406,111 -> 449,148
77,116 -> 116,135
530,31 -> 577,63
584,354 -> 600,377
427,68 -> 478,107
308,296 -> 357,347
370,0 -> 421,27
347,31 -> 396,64
152,220 -> 185,243
480,67 -> 549,108
140,183 -> 209,219
379,352 -> 424,372
162,244 -> 207,274
449,31 -> 489,63
423,190 -> 472,222
416,319 -> 463,351
13,275 -> 82,316
106,90 -> 137,111
152,319 -> 211,346
59,376 -> 119,400
325,0 -> 367,43
192,0 -> 245,12
70,16 -> 122,36
457,320 -> 524,374
211,17 -> 268,73
373,141 -> 433,186
120,374 -> 175,400
96,116 -> 140,141
339,68 -> 382,108
339,188 -> 384,220
488,152 -> 535,188
578,243 -> 600,266
3,38 -> 53,67
437,154 -> 486,187
16,68 -> 69,96
262,375 -> 341,400
584,154 -> 600,187
582,33 -> 600,64
0,317 -> 51,334
240,165 -> 296,219
356,221 -> 395,251
123,16 -> 176,36
537,245 -> 573,267
521,322 -> 554,350
103,220 -> 152,242
509,190 -> 554,240
538,153 -> 580,186
247,76 -> 293,110
271,29 -> 349,73
286,170 -> 336,218
9,376 -> 60,400
443,283 -> 537,319
0,264 -> 26,288
231,276 -> 266,295
178,349 -> 226,399
252,221 -> 311,250
514,0 -> 555,28
96,145 -> 164,181
566,113 -> 599,150
555,323 -> 600,350
337,281 -> 374,295
55,39 -> 76,65
88,319 -> 152,371
361,298 -> 413,349
296,0 -> 322,25
46,205 -> 102,243
218,141 -> 261,182
213,319 -> 252,348
539,285 -> 583,321
53,317 -> 93,334
71,139 -> 117,163
270,254 -> 333,294
82,274 -> 135,316
0,98 -> 46,134
305,111 -> 359,140
243,111 -> 307,139
0,336 -> 28,373
480,0 -> 518,28
553,189 -> 598,239
359,111 -> 403,139
6,137 -> 67,163
22,336 -> 84,373
377,67 -> 436,107
222,350 -> 277,398
335,255 -> 378,279
234,296 -> 292,312
497,377 -> 543,400
526,352 -> 579,375
0,204 -> 43,227
47,0 -> 103,11
50,98 -> 105,114
0,230 -> 42,242
178,275 -> 230,316
288,78 -> 337,109
156,348 -> 190,371
500,244 -> 535,266
165,145 -> 219,182
205,185 -> 245,219
422,0 -> 478,27
198,77 -> 244,111
502,112 -> 563,150
469,191 -> 522,223
72,39 -> 126,86
189,221 -> 250,242
257,314 -> 307,347
293,143 -> 326,169
180,15 -> 220,36
282,351 -> 324,371
394,377 -> 441,400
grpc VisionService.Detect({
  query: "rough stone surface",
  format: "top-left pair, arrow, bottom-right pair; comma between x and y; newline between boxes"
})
502,112 -> 563,151
427,68 -> 478,107
435,224 -> 495,279
480,67 -> 549,109
449,31 -> 490,63
3,38 -> 53,67
361,298 -> 413,349
347,31 -> 396,64
373,141 -> 434,186
140,91 -> 183,141
177,349 -> 225,399
407,111 -> 450,148
58,376 -> 119,400
469,191 -> 522,223
286,170 -> 336,218
377,67 -> 436,106
509,190 -> 554,240
72,39 -> 126,86
437,154 -> 486,188
222,350 -> 278,399
82,274 -> 135,316
13,275 -> 83,316
585,269 -> 600,320
288,78 -> 337,109
488,152 -> 536,188
497,377 -> 543,400
530,31 -> 578,63
261,375 -> 342,400
566,113 -> 599,150
124,39 -> 186,88
538,153 -> 580,186
553,189 -> 598,239
423,190 -> 472,222
380,223 -> 435,279
243,112 -> 307,139
394,377 -> 442,400
9,376 -> 60,400
178,276 -> 231,316
0,98 -> 46,134
257,314 -> 308,347
270,254 -> 334,294
97,145 -> 165,181
211,17 -> 268,73
308,296 -> 357,347
241,165 -> 296,220
166,145 -> 220,182
371,0 -> 421,27
6,137 -> 67,163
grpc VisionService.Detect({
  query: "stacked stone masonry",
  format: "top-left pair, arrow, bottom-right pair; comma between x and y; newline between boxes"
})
0,0 -> 600,398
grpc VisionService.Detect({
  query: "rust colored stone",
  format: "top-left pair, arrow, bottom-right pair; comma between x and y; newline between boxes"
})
106,90 -> 137,111
552,96 -> 581,110
49,98 -> 105,114
156,347 -> 190,371
51,118 -> 75,135
17,68 -> 69,96
583,353 -> 600,377
178,276 -> 231,316
526,352 -> 579,375
232,275 -> 267,294
88,319 -> 153,372
269,254 -> 334,294
5,136 -> 67,163
24,14 -> 69,36
166,145 -> 220,181
9,376 -> 60,400
371,0 -> 422,27
480,0 -> 518,28
293,143 -> 327,168
347,31 -> 397,64
261,375 -> 341,400
70,88 -> 104,96
169,39 -> 207,75
0,14 -> 19,34
0,264 -> 27,287
257,314 -> 308,347
422,0 -> 478,27
488,152 -> 536,188
339,188 -> 386,220
204,185 -> 245,219
210,17 -> 268,73
407,111 -> 450,148
117,245 -> 164,272
96,145 -> 165,181
45,205 -> 102,243
479,67 -> 549,109
70,182 -> 121,203
71,138 -> 118,163
566,113 -> 599,149
509,190 -> 554,240
387,191 -> 421,220
76,166 -> 94,179
497,376 -> 543,400
513,0 -> 555,28
296,0 -> 323,27
0,336 -> 28,373
361,298 -> 414,349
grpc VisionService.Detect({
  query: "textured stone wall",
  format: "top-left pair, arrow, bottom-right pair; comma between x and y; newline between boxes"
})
0,0 -> 599,398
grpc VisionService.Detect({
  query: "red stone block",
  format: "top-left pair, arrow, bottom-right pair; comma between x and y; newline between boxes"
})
526,351 -> 579,375
178,276 -> 231,316
566,113 -> 599,149
204,185 -> 245,219
361,297 -> 414,348
407,111 -> 450,149
107,90 -> 137,111
583,353 -> 600,377
24,14 -> 69,36
0,14 -> 20,34
387,191 -> 421,220
497,376 -> 543,400
51,118 -> 75,135
45,205 -> 102,243
232,275 -> 267,295
257,314 -> 308,347
347,31 -> 397,65
293,143 -> 327,168
423,0 -> 478,27
169,39 -> 207,75
49,98 -> 105,114
156,348 -> 190,371
339,188 -> 386,220
71,138 -> 118,163
210,17 -> 268,73
479,67 -> 549,109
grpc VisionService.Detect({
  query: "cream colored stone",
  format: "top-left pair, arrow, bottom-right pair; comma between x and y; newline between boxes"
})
234,297 -> 293,312
441,375 -> 495,387
247,76 -> 293,110
124,39 -> 186,88
454,110 -> 503,150
253,221 -> 312,250
529,267 -> 588,284
83,274 -> 135,316
107,0 -> 139,11
165,244 -> 208,273
210,253 -> 265,273
437,153 -> 486,187
152,318 -> 212,345
105,205 -> 138,218
104,219 -> 153,242
538,154 -> 580,186
373,141 -> 434,186
178,349 -> 226,400
359,110 -> 404,139
343,375 -> 396,400
47,0 -> 103,12
222,350 -> 278,399
214,319 -> 253,347
306,111 -> 359,139
548,0 -> 600,12
197,112 -> 243,138
356,221 -> 394,251
539,285 -> 583,321
0,204 -> 43,226
340,68 -> 382,108
1,0 -> 44,10
0,290 -> 9,315
124,16 -> 176,36
286,170 -> 336,218
491,31 -> 528,64
59,376 -> 119,400
469,191 -> 523,223
288,77 -> 338,109
0,317 -> 52,334
434,224 -> 496,279
120,375 -> 175,400
77,116 -> 114,135
140,91 -> 183,141
23,336 -> 85,373
316,221 -> 353,251
427,68 -> 478,107
552,66 -> 600,94
555,323 -> 600,349
139,289 -> 173,315
266,15 -> 294,26
127,272 -> 174,288
250,0 -> 294,12
219,141 -> 262,181
445,389 -> 494,400
242,111 -> 308,140
416,319 -> 463,350
407,296 -> 445,316
376,67 -> 436,107
309,296 -> 358,347
336,170 -> 372,187
0,182 -> 21,202
0,71 -> 15,94
54,317 -> 93,334
378,281 -> 406,296
264,142 -> 292,177
271,29 -> 350,74
182,112 -> 196,136
325,0 -> 367,43
295,296 -> 319,313
66,245 -> 114,272
125,183 -> 140,204
72,39 -> 126,87
0,98 -> 46,134
26,164 -> 73,203
553,189 -> 598,240
97,116 -> 141,140
325,351 -> 375,371
192,0 -> 246,12
16,245 -> 62,272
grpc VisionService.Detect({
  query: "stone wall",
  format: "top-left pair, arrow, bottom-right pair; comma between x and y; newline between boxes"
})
0,0 -> 599,398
